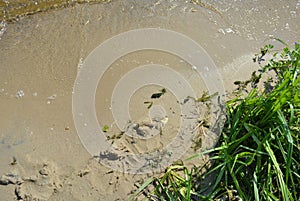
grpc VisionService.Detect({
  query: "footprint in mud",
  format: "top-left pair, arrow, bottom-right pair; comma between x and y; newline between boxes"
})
124,118 -> 168,139
124,104 -> 169,139
1,133 -> 25,149
0,161 -> 64,201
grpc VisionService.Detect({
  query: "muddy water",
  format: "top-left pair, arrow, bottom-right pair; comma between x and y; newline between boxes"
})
0,0 -> 299,200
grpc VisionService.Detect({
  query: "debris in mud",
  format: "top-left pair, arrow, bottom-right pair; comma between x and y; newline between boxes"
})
38,163 -> 52,177
77,169 -> 90,177
47,93 -> 56,99
218,28 -> 234,35
15,90 -> 25,98
105,170 -> 114,174
39,168 -> 49,176
144,101 -> 153,109
102,125 -> 109,133
14,186 -> 23,200
10,156 -> 17,166
126,122 -> 156,138
0,0 -> 112,22
47,94 -> 57,104
150,88 -> 166,99
0,173 -> 23,185
225,28 -> 234,33
99,151 -> 121,161
0,20 -> 7,40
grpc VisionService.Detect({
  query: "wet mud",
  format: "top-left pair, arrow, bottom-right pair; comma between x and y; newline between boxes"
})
0,0 -> 299,200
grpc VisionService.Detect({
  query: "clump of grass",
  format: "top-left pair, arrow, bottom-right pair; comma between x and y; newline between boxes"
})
131,41 -> 300,200
130,162 -> 210,201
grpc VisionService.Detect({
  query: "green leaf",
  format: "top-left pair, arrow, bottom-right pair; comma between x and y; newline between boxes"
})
102,125 -> 109,132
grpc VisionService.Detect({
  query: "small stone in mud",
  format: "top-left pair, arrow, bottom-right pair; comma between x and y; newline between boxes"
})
39,167 -> 49,176
15,90 -> 25,98
225,28 -> 234,33
47,94 -> 57,100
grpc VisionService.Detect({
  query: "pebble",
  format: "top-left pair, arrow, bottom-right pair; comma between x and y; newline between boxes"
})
47,94 -> 57,104
225,28 -> 234,33
39,169 -> 49,176
16,90 -> 24,98
47,94 -> 57,100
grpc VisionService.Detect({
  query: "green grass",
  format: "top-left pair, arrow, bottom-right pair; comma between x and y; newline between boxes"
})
131,41 -> 300,201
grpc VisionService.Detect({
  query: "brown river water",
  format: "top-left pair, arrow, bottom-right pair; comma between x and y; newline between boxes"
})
0,0 -> 299,200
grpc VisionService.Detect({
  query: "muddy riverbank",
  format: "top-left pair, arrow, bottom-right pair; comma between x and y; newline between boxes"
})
0,0 -> 299,200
